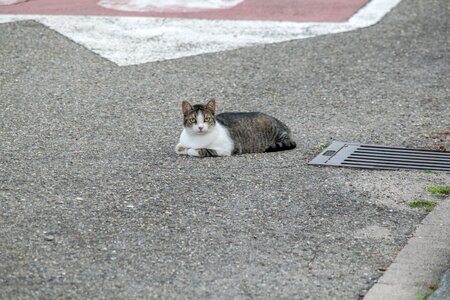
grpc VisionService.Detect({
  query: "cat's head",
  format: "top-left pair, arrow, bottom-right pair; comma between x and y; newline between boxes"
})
181,98 -> 216,135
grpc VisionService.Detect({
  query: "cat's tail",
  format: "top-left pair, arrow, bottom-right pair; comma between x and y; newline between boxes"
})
265,133 -> 296,152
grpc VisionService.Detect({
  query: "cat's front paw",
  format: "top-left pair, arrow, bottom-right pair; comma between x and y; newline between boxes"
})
186,148 -> 201,157
186,148 -> 219,157
175,144 -> 189,155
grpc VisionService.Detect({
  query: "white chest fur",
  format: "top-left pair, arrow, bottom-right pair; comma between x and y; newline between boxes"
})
178,121 -> 234,156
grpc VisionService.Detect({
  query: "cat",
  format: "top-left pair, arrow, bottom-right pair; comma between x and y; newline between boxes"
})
175,98 -> 296,157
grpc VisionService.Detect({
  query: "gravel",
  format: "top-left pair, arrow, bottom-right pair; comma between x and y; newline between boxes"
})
0,0 -> 448,298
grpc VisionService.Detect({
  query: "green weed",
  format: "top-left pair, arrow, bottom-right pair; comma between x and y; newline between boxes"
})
318,143 -> 330,151
416,283 -> 438,300
408,200 -> 437,212
416,290 -> 427,300
426,186 -> 450,196
420,170 -> 434,174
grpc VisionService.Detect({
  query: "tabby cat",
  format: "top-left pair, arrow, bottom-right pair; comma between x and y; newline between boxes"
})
175,99 -> 296,157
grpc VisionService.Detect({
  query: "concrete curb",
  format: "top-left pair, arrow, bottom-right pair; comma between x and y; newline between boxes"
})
364,199 -> 450,300
429,267 -> 450,300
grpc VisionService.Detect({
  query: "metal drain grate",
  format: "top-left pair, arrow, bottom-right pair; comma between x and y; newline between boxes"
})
309,141 -> 450,171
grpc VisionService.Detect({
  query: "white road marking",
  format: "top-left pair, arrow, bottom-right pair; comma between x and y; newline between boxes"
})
97,0 -> 245,12
0,0 -> 25,5
0,0 -> 402,66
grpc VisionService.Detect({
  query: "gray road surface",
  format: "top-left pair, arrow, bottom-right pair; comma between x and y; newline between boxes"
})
1,0 -> 449,299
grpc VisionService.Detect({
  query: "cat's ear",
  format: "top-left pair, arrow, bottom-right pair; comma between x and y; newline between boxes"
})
182,101 -> 192,116
206,98 -> 216,114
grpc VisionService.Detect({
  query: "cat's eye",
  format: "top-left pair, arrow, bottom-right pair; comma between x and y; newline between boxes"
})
189,117 -> 196,123
204,117 -> 211,122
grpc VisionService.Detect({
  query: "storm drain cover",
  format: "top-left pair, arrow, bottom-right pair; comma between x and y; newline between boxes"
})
309,141 -> 450,171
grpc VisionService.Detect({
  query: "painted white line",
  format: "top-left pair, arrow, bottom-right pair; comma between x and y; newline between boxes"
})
0,0 -> 402,66
0,0 -> 26,5
349,0 -> 403,27
97,0 -> 245,13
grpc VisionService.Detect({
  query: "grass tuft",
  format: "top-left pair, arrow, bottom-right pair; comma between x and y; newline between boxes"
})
416,283 -> 439,300
318,143 -> 330,151
426,186 -> 450,196
408,200 -> 437,212
420,170 -> 434,174
416,290 -> 427,300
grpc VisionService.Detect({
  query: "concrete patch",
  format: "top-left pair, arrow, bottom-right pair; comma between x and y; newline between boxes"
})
355,225 -> 393,240
348,171 -> 448,211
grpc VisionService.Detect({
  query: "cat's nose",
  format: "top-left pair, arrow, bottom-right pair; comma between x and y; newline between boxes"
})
198,125 -> 204,131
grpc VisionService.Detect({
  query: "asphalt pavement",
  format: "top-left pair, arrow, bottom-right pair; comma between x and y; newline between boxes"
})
1,0 -> 449,299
